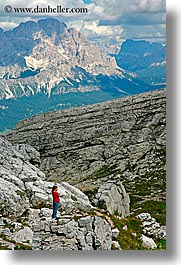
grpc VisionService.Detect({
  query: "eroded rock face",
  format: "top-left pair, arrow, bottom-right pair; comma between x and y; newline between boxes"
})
0,88 -> 166,250
5,89 -> 166,201
0,137 -> 44,217
94,180 -> 130,217
0,211 -> 113,250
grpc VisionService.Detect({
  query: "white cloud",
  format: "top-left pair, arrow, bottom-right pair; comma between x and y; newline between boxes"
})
84,21 -> 124,37
0,0 -> 166,43
0,21 -> 18,30
129,0 -> 166,13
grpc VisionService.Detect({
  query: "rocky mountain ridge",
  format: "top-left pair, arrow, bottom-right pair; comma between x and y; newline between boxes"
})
0,18 -> 155,101
0,18 -> 165,133
6,89 -> 166,220
116,39 -> 166,72
116,39 -> 166,86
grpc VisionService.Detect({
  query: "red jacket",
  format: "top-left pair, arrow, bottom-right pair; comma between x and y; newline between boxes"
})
52,191 -> 60,203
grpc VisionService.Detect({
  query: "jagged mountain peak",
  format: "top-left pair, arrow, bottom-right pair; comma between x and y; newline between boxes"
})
6,20 -> 39,38
0,18 -> 162,129
5,18 -> 68,38
38,18 -> 67,37
0,27 -> 5,36
116,39 -> 166,72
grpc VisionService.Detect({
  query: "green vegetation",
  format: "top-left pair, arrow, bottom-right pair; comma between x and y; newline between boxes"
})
157,239 -> 166,250
16,216 -> 29,226
110,216 -> 146,250
16,190 -> 26,197
110,216 -> 166,250
81,164 -> 117,184
129,165 -> 166,226
124,147 -> 166,226
136,65 -> 166,86
132,200 -> 166,225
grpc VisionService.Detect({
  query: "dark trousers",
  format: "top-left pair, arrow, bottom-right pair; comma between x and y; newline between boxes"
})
52,202 -> 59,218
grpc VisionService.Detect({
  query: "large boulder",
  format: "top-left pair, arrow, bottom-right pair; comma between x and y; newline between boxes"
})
94,180 -> 130,217
12,226 -> 33,244
60,182 -> 94,214
140,234 -> 157,249
0,137 -> 115,250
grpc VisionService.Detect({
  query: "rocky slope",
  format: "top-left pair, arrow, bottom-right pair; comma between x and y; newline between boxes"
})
0,137 -> 118,250
6,89 -> 166,220
0,137 -> 166,250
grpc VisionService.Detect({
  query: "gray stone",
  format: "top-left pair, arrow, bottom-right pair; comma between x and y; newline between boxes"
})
76,229 -> 87,250
13,144 -> 41,165
12,226 -> 33,244
140,234 -> 157,249
0,89 -> 166,250
136,212 -> 166,240
78,216 -> 92,230
31,192 -> 50,208
30,214 -> 113,250
94,180 -> 130,217
112,228 -> 120,239
61,182 -> 90,203
93,216 -> 112,250
112,241 -> 122,250
40,208 -> 52,218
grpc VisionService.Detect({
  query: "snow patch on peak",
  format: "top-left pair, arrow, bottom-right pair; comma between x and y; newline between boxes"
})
24,56 -> 48,70
149,61 -> 166,67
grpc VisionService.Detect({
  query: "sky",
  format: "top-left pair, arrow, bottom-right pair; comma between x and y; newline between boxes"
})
0,0 -> 166,44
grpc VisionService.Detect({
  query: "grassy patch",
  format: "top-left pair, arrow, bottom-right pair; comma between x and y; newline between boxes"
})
110,216 -> 146,250
16,216 -> 29,226
156,239 -> 166,250
16,190 -> 26,197
131,200 -> 166,226
14,243 -> 32,250
110,215 -> 166,250
81,165 -> 117,183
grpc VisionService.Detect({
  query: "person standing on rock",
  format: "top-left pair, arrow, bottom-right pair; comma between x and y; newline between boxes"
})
52,184 -> 61,219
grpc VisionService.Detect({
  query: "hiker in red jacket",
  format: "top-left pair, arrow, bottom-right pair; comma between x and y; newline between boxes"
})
52,185 -> 61,219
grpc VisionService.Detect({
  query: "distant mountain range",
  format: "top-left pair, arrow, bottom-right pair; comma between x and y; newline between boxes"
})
0,18 -> 166,132
115,39 -> 166,86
